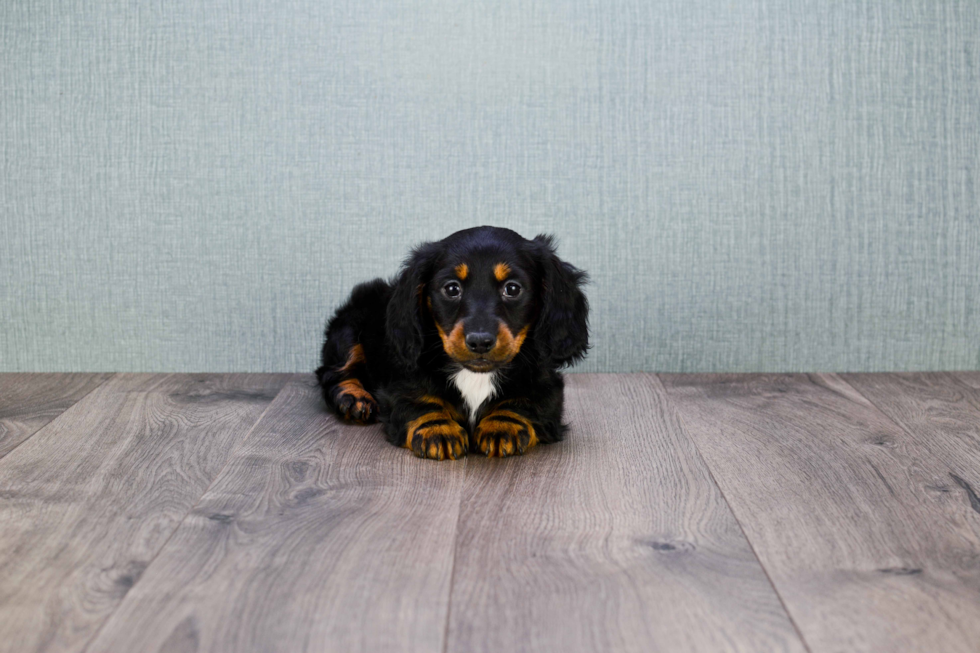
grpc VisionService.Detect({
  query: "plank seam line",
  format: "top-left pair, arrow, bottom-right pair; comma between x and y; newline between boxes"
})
654,373 -> 814,653
75,376 -> 292,653
440,462 -> 468,653
837,372 -> 980,460
0,373 -> 117,462
834,374 -> 923,444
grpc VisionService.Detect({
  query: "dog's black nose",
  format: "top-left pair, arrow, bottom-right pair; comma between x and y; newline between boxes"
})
465,332 -> 496,354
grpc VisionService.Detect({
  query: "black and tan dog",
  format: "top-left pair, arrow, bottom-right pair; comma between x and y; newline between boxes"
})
316,226 -> 589,459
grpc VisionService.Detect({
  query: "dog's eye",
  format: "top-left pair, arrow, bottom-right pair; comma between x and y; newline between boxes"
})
443,281 -> 462,299
503,281 -> 522,298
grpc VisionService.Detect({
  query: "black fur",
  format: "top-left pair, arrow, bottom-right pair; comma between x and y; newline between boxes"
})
316,226 -> 589,459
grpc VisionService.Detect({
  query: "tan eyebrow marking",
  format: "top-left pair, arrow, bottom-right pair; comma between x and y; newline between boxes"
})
493,262 -> 511,282
455,263 -> 468,280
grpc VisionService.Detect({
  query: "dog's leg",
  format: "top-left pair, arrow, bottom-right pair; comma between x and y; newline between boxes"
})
473,385 -> 567,457
326,371 -> 378,424
386,394 -> 468,460
317,280 -> 391,424
318,331 -> 379,424
473,402 -> 540,457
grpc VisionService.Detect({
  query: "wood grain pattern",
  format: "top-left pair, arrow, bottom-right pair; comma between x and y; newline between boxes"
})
951,371 -> 980,393
84,376 -> 468,653
5,372 -> 980,653
660,373 -> 980,653
445,374 -> 806,653
0,373 -> 289,653
0,373 -> 113,459
842,372 -> 980,509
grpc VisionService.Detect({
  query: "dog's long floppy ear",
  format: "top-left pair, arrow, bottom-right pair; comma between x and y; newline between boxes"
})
385,241 -> 442,371
531,234 -> 590,368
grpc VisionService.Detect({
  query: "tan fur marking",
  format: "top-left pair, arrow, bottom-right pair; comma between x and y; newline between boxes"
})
405,409 -> 467,460
337,378 -> 372,401
435,320 -> 471,360
482,409 -> 539,447
339,343 -> 366,373
419,394 -> 462,420
334,377 -> 377,424
494,323 -> 529,361
407,412 -> 454,438
493,262 -> 512,282
437,320 -> 530,366
476,407 -> 538,456
455,263 -> 469,280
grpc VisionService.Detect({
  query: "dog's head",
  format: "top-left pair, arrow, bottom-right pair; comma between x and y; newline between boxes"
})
386,226 -> 589,373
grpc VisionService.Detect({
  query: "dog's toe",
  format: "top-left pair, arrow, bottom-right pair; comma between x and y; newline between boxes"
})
474,412 -> 536,458
408,421 -> 468,461
334,384 -> 378,424
350,398 -> 377,423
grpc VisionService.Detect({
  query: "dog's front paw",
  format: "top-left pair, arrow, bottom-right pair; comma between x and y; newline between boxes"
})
406,416 -> 468,460
474,410 -> 538,458
333,379 -> 378,424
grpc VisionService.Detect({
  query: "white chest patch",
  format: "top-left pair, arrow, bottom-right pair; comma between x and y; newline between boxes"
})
450,369 -> 498,425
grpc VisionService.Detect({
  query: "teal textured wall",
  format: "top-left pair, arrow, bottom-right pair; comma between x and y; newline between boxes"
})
2,1 -> 978,373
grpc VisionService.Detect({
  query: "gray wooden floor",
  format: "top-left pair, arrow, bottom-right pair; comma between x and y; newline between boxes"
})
1,373 -> 979,653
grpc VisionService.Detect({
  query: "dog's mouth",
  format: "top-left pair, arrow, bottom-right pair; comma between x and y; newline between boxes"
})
461,358 -> 498,373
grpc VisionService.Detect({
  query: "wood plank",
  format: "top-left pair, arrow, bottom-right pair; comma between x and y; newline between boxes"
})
0,373 -> 289,653
84,375 -> 467,653
951,371 -> 980,393
660,373 -> 980,653
0,373 -> 114,459
446,374 -> 806,653
841,373 -> 980,499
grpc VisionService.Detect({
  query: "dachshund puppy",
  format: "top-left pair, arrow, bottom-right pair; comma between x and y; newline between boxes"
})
316,226 -> 589,459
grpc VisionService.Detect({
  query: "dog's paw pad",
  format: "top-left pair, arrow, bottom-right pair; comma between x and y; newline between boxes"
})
474,412 -> 537,458
407,418 -> 468,461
